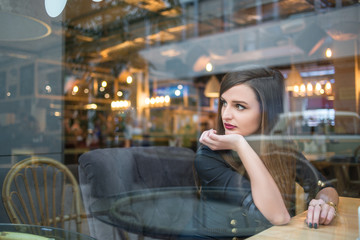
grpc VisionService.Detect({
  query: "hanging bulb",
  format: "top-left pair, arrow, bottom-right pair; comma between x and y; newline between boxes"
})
315,82 -> 322,95
325,48 -> 332,58
299,83 -> 306,97
205,62 -> 213,72
325,81 -> 332,95
307,82 -> 313,96
293,85 -> 299,97
126,75 -> 133,84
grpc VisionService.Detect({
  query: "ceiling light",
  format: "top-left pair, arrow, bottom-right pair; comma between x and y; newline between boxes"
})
45,0 -> 67,18
325,48 -> 332,58
315,82 -> 322,95
299,84 -> 306,97
325,81 -> 332,95
204,75 -> 220,98
72,85 -> 79,93
206,62 -> 213,72
286,65 -> 303,87
306,83 -> 313,96
126,76 -> 133,84
0,12 -> 51,41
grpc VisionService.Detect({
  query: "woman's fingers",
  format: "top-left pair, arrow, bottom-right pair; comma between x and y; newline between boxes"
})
200,130 -> 219,149
306,199 -> 326,228
312,205 -> 322,228
319,203 -> 330,224
324,205 -> 336,225
306,205 -> 315,228
199,130 -> 211,142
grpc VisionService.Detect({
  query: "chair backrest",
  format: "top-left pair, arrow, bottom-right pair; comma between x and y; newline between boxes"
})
78,146 -> 196,240
2,157 -> 83,233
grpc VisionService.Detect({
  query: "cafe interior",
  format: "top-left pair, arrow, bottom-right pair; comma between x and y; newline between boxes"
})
0,0 -> 360,239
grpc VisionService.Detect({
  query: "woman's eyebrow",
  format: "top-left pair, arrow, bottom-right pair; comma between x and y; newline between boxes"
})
232,100 -> 248,105
220,97 -> 249,106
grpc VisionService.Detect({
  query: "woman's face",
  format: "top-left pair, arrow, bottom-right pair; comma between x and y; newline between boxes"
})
220,84 -> 261,136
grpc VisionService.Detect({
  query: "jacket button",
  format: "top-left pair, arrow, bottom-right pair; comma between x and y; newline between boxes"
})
230,219 -> 237,226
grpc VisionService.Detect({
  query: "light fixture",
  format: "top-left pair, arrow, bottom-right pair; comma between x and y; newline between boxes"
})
306,82 -> 313,96
92,0 -> 103,2
45,0 -> 67,18
325,81 -> 332,95
145,95 -> 170,108
0,12 -> 51,41
204,75 -> 220,98
299,83 -> 306,97
101,80 -> 107,88
119,69 -> 132,83
315,82 -> 322,95
85,104 -> 97,110
325,48 -> 332,58
126,75 -> 133,84
286,65 -> 303,97
72,85 -> 79,93
111,100 -> 131,110
45,85 -> 52,93
205,62 -> 213,72
293,85 -> 300,96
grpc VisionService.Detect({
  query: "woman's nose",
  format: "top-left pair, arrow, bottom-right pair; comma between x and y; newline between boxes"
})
222,107 -> 232,119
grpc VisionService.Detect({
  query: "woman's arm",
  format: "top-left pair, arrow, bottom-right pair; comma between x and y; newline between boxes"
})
200,129 -> 290,225
306,187 -> 339,228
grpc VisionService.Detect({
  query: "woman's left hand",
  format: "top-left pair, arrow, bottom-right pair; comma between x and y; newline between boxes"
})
199,129 -> 243,151
305,198 -> 336,228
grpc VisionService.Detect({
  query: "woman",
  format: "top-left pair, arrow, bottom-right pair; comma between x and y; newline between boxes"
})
195,66 -> 338,237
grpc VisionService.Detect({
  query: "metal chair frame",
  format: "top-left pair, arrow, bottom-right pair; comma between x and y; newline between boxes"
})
2,157 -> 83,233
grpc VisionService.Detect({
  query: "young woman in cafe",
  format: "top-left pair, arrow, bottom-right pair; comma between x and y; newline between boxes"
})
194,65 -> 339,237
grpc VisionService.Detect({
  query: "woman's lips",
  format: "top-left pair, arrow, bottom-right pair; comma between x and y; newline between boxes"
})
224,123 -> 236,130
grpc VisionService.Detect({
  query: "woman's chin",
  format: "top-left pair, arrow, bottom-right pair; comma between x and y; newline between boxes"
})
225,129 -> 237,135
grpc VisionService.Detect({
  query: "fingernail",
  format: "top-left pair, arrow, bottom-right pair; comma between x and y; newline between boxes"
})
308,223 -> 312,228
314,223 -> 318,229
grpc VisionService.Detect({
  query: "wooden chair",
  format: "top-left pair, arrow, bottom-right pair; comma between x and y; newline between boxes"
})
2,157 -> 84,233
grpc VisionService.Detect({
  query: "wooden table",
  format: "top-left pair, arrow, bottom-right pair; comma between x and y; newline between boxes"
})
248,197 -> 360,240
0,223 -> 96,240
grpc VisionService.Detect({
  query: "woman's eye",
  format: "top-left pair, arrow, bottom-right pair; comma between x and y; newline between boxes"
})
236,104 -> 245,110
221,100 -> 227,106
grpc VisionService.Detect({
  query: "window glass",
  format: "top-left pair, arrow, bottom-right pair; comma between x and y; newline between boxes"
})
1,0 -> 359,238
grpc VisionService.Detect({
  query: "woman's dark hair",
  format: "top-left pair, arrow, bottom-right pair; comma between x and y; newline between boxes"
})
216,65 -> 296,210
216,66 -> 285,135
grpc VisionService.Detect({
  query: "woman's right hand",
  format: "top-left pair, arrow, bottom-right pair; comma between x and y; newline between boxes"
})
199,129 -> 245,151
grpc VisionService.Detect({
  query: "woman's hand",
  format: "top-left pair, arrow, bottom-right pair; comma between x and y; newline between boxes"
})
199,129 -> 244,151
305,198 -> 336,229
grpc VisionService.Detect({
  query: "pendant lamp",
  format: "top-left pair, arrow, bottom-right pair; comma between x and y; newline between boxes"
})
204,75 -> 220,98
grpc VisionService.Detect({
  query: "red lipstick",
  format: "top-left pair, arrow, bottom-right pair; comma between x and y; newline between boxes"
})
224,123 -> 236,130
